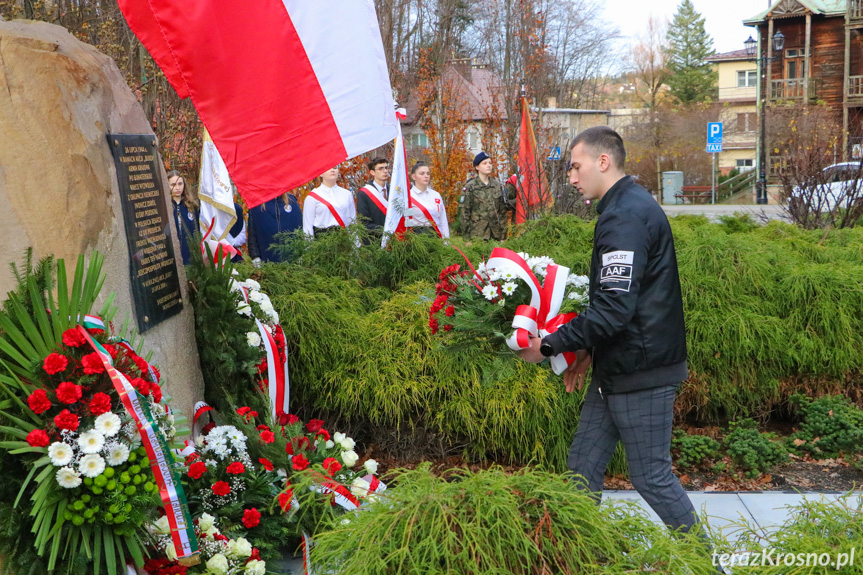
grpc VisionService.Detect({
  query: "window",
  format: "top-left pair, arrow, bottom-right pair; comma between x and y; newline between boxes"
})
736,159 -> 754,172
408,133 -> 428,148
737,70 -> 757,88
468,131 -> 478,149
736,113 -> 755,133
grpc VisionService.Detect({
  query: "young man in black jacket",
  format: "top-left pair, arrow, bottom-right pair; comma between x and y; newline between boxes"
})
519,126 -> 699,535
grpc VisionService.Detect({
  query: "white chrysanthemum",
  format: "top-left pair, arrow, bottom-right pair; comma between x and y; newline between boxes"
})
339,436 -> 355,451
249,290 -> 264,303
95,412 -> 122,437
487,270 -> 501,282
526,256 -> 541,269
501,271 -> 516,281
48,442 -> 74,467
341,450 -> 359,467
79,453 -> 106,478
501,282 -> 517,296
56,466 -> 82,488
237,304 -> 252,317
517,251 -> 530,260
364,459 -> 379,475
242,279 -> 261,291
78,430 -> 105,454
106,443 -> 130,466
246,332 -> 262,347
481,284 -> 497,301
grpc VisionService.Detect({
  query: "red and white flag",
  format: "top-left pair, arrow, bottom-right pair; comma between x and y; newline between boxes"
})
117,0 -> 398,208
515,96 -> 550,222
381,108 -> 412,246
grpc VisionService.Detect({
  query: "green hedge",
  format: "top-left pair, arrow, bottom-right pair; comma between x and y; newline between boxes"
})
208,215 -> 863,468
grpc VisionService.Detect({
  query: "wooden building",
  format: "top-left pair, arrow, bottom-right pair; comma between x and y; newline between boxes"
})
745,0 -> 863,161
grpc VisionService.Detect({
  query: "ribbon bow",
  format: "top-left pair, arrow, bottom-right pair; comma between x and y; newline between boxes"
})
201,218 -> 241,266
486,248 -> 577,374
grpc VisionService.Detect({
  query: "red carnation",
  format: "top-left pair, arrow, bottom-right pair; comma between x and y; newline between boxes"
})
285,442 -> 294,455
445,305 -> 455,317
131,377 -> 150,396
54,409 -> 79,432
295,436 -> 310,451
226,462 -> 246,475
27,389 -> 52,414
444,324 -> 453,332
292,454 -> 309,471
213,533 -> 228,542
26,429 -> 50,447
151,366 -> 161,382
256,424 -> 271,432
150,383 -> 163,404
306,419 -> 324,434
55,381 -> 82,405
201,422 -> 216,435
255,358 -> 267,374
279,413 -> 300,426
103,344 -> 118,358
89,392 -> 112,415
188,461 -> 207,479
316,429 -> 331,442
42,352 -> 68,375
260,430 -> 275,444
61,328 -> 86,348
241,507 -> 261,529
258,457 -> 274,471
211,481 -> 230,496
250,547 -> 262,561
132,355 -> 149,374
81,353 -> 105,375
322,457 -> 342,477
429,318 -> 439,335
278,489 -> 294,512
236,406 -> 251,416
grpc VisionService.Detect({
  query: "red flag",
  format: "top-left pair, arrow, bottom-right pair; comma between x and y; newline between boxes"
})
116,0 -> 398,208
515,97 -> 549,223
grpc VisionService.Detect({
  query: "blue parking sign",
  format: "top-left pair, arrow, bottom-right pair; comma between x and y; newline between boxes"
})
707,122 -> 723,144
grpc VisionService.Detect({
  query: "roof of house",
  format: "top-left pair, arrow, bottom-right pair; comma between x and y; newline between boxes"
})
705,49 -> 752,62
744,0 -> 845,25
401,61 -> 508,125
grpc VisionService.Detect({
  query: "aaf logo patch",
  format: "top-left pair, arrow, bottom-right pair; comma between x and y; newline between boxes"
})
600,250 -> 634,292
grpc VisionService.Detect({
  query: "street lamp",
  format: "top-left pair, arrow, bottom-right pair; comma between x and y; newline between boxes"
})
745,30 -> 785,204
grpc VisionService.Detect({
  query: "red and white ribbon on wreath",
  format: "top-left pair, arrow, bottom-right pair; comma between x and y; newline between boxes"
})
191,401 -> 215,445
201,218 -> 241,266
77,323 -> 199,562
486,247 -> 578,374
240,287 -> 289,420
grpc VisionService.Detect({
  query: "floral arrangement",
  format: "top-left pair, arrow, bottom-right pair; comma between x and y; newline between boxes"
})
177,406 -> 383,561
144,513 -> 266,575
0,252 -> 191,574
429,250 -> 589,355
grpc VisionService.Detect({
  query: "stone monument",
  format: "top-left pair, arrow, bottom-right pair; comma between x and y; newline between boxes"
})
0,19 -> 204,419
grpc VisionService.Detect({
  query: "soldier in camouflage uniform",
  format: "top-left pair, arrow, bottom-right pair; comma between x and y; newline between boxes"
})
458,151 -> 517,241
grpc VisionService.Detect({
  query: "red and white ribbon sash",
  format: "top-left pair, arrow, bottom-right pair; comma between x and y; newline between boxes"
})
486,248 -> 577,374
307,192 -> 346,228
77,326 -> 198,561
302,532 -> 314,575
360,185 -> 387,215
410,198 -> 442,238
240,288 -> 289,420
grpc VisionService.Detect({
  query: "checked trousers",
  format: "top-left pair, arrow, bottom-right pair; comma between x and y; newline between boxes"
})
568,383 -> 699,533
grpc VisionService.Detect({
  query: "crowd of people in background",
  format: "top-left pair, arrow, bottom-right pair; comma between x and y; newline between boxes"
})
169,151 -> 517,265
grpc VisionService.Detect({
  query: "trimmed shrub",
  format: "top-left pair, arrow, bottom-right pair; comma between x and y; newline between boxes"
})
788,394 -> 863,460
723,419 -> 789,478
672,430 -> 721,470
310,465 -> 718,575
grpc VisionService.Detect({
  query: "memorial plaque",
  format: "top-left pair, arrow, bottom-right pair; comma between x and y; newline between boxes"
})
108,134 -> 183,332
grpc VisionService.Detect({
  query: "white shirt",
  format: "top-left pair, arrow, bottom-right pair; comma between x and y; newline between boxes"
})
410,186 -> 450,238
361,181 -> 388,205
302,184 -> 357,237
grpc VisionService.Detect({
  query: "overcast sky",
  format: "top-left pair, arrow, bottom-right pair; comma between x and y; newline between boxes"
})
603,0 -> 774,54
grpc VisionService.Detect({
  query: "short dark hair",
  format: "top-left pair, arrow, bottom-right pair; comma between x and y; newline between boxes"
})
368,157 -> 389,171
569,126 -> 626,170
410,161 -> 428,176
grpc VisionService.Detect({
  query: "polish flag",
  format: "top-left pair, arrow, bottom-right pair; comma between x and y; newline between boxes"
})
117,0 -> 398,208
515,96 -> 549,222
381,108 -> 412,246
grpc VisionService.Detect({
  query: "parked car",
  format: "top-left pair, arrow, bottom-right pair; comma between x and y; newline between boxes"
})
790,162 -> 863,211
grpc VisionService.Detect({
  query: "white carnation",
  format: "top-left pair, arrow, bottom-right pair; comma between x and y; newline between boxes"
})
246,332 -> 262,347
77,430 -> 105,454
242,279 -> 261,291
95,412 -> 122,437
341,450 -> 359,467
364,459 -> 379,475
48,442 -> 73,467
260,301 -> 275,316
249,291 -> 264,303
237,304 -> 252,317
79,453 -> 106,478
56,466 -> 82,489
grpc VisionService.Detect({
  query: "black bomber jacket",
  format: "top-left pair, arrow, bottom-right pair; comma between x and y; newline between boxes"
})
543,175 -> 688,394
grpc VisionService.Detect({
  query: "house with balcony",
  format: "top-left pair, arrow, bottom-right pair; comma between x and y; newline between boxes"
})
705,49 -> 758,175
744,0 -> 863,173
